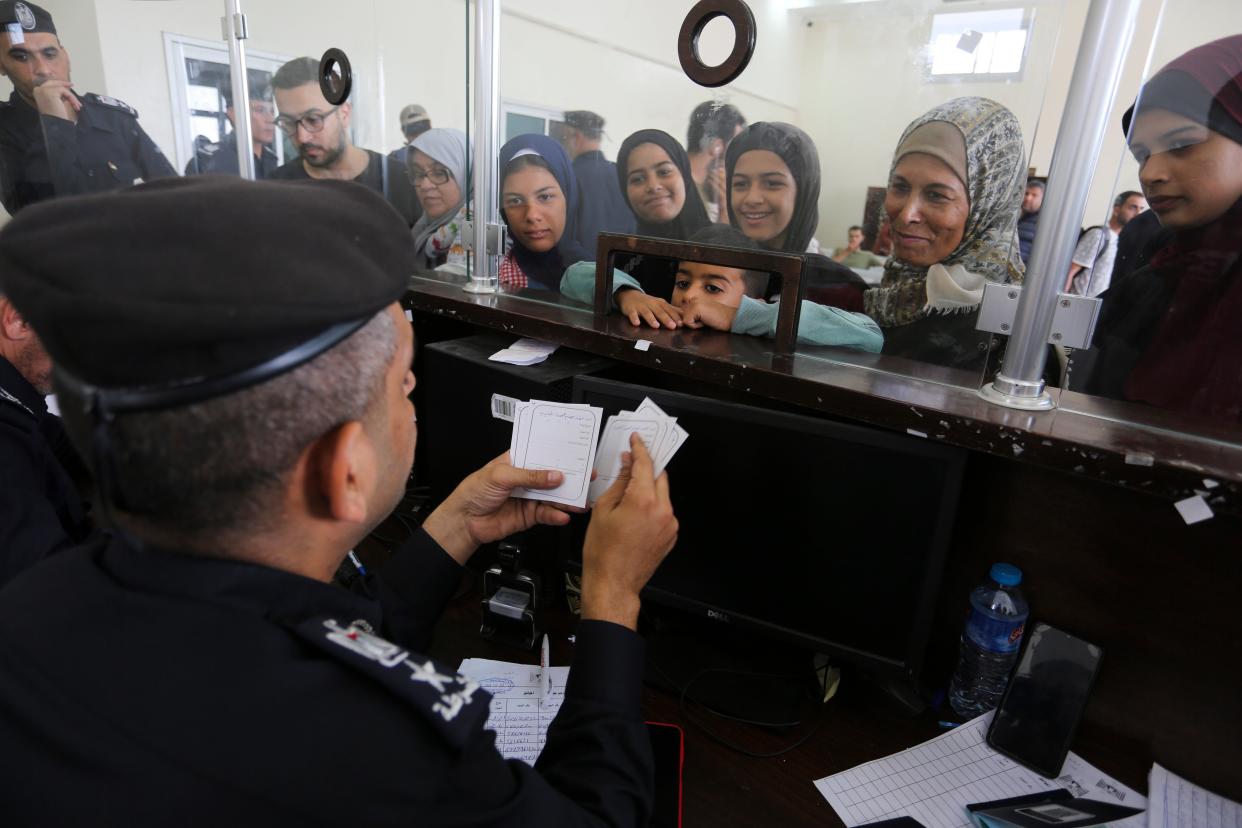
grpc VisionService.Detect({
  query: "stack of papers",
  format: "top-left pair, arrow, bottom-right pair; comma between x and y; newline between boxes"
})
814,713 -> 1147,828
588,398 -> 687,504
488,338 -> 560,366
457,657 -> 569,765
1147,763 -> 1242,828
507,397 -> 688,509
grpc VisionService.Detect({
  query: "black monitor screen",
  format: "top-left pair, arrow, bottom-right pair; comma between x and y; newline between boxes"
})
569,378 -> 965,681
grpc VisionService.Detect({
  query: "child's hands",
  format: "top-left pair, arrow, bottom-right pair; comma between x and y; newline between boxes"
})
680,296 -> 738,332
616,289 -> 683,330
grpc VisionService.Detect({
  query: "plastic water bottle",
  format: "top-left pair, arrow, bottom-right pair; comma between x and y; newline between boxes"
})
948,563 -> 1029,719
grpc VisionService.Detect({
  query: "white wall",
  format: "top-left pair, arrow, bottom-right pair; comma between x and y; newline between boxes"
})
498,0 -> 803,159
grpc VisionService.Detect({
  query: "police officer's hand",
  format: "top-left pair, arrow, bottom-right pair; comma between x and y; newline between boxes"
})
32,80 -> 80,122
422,452 -> 580,565
580,433 -> 678,631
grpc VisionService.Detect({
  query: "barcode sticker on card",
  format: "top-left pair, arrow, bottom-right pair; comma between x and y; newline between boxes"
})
491,393 -> 519,422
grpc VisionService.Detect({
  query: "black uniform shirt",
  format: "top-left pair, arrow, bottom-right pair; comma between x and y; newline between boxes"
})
185,130 -> 280,180
0,90 -> 176,213
0,355 -> 90,588
0,528 -> 654,827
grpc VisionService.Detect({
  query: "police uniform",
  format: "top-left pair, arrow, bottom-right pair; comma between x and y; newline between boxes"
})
0,354 -> 91,587
0,176 -> 654,826
185,130 -> 280,180
0,1 -> 176,213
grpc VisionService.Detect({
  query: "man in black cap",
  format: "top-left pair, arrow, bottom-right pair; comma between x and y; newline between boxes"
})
184,81 -> 279,180
562,109 -> 634,251
0,1 -> 176,213
0,176 -> 677,825
0,289 -> 91,588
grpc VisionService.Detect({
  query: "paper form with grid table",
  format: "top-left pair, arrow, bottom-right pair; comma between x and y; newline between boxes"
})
813,713 -> 1146,827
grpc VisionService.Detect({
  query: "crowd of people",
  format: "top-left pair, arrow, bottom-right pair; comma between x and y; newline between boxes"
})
0,0 -> 1238,821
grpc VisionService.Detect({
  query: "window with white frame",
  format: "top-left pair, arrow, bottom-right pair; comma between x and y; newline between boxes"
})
927,8 -> 1033,82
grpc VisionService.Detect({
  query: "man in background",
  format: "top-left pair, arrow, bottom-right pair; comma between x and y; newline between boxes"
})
1016,177 -> 1044,265
269,56 -> 418,226
686,101 -> 745,223
562,109 -> 634,251
0,0 -> 175,213
1064,190 -> 1148,297
832,225 -> 885,269
185,82 -> 278,179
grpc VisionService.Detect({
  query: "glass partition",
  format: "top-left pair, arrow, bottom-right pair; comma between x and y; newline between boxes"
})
1058,0 -> 1242,441
1,0 -> 470,236
478,0 -> 1082,388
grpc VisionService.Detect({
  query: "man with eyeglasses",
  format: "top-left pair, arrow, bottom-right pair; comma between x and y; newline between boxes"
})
269,56 -> 418,227
0,1 -> 176,213
186,82 -> 279,180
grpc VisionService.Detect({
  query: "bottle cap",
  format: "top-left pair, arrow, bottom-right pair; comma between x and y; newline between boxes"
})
990,563 -> 1022,586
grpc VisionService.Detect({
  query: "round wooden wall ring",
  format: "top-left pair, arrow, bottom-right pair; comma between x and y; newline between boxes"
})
677,0 -> 757,88
319,48 -> 353,106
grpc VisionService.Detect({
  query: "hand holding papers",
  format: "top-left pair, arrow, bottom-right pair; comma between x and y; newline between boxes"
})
506,397 -> 688,509
508,401 -> 604,509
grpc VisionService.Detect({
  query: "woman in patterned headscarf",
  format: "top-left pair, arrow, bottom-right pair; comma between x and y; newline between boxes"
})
865,97 -> 1026,369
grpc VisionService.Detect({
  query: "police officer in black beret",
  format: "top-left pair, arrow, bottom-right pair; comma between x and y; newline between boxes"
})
0,176 -> 678,825
0,289 -> 91,588
0,1 -> 176,213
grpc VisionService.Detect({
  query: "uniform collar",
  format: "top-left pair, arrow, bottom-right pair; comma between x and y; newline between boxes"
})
98,531 -> 382,630
0,354 -> 47,418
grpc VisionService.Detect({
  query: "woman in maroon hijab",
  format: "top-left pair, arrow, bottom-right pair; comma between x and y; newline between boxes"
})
1077,35 -> 1242,424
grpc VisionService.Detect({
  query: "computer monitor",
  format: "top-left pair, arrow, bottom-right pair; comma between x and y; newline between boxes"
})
568,377 -> 965,686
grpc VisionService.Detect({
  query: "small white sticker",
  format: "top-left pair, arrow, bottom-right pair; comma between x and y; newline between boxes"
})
1125,452 -> 1155,467
490,393 -> 519,422
404,308 -> 413,321
634,339 -> 653,352
1203,479 -> 1219,490
906,429 -> 928,439
1174,495 -> 1214,526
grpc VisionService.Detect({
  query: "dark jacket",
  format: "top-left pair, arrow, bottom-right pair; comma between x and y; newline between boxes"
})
0,528 -> 654,826
1016,210 -> 1040,264
572,150 -> 636,254
184,131 -> 280,180
0,356 -> 91,588
0,91 -> 176,213
271,149 -> 422,228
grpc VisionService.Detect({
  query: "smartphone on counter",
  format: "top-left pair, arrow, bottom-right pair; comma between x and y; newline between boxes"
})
986,622 -> 1104,778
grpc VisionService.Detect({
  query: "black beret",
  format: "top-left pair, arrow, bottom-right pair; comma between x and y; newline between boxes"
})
0,176 -> 412,398
0,1 -> 55,37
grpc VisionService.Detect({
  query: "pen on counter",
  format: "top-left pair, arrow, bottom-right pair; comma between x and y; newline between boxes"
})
347,550 -> 367,577
539,633 -> 551,701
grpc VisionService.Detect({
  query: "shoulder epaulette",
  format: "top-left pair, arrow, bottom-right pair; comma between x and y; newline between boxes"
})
85,93 -> 138,119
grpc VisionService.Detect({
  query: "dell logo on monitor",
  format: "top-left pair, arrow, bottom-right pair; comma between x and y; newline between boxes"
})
706,609 -> 731,624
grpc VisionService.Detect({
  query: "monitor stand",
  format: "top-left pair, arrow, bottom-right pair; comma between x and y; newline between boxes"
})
641,608 -> 815,727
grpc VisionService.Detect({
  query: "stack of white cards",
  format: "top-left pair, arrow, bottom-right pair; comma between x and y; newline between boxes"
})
506,397 -> 687,509
587,398 -> 687,504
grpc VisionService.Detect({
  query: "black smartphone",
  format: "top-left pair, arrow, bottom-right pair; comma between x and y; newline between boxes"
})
986,622 -> 1103,778
646,721 -> 684,828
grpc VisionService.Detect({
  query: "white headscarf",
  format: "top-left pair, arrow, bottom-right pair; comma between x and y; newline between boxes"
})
409,128 -> 471,265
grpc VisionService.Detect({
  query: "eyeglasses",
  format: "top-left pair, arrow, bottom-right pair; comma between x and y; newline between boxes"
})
409,166 -> 452,186
274,106 -> 338,136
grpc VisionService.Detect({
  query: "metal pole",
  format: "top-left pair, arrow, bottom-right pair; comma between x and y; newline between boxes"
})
466,0 -> 501,293
983,0 -> 1142,410
224,0 -> 256,180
